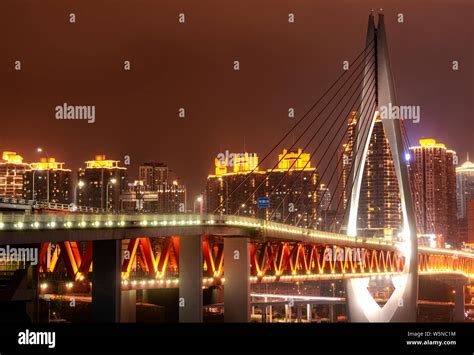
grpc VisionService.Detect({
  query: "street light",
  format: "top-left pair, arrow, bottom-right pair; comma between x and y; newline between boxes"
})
194,196 -> 203,214
237,203 -> 246,215
218,177 -> 229,215
76,180 -> 85,206
105,178 -> 117,211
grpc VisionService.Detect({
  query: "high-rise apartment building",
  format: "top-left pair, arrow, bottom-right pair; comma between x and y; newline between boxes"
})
467,199 -> 474,244
265,149 -> 317,226
409,139 -> 458,245
206,149 -> 318,226
342,112 -> 401,238
0,151 -> 29,198
317,183 -> 332,213
121,160 -> 186,215
23,157 -> 72,204
77,155 -> 127,210
455,155 -> 474,244
156,180 -> 186,214
139,162 -> 169,191
206,152 -> 266,217
456,155 -> 474,219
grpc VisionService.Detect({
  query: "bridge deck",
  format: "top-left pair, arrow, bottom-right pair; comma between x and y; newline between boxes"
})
0,214 -> 472,261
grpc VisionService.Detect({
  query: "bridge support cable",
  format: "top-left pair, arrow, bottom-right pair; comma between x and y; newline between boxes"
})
306,89 -> 377,230
212,40 -> 375,214
269,59 -> 374,220
302,88 -> 377,229
270,67 -> 375,223
281,68 -> 377,225
295,77 -> 375,226
333,100 -> 377,233
333,97 -> 377,233
236,45 -> 376,215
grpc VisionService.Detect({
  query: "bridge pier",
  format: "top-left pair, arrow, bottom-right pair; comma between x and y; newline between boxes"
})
120,290 -> 136,323
329,304 -> 336,323
296,305 -> 302,323
92,239 -> 122,322
453,282 -> 466,322
179,235 -> 203,322
285,304 -> 292,322
307,304 -> 312,322
224,237 -> 250,322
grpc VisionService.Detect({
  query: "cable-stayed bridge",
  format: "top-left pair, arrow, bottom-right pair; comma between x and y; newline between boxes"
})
1,13 -> 472,323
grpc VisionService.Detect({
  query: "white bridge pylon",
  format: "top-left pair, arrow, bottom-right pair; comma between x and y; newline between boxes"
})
345,13 -> 418,322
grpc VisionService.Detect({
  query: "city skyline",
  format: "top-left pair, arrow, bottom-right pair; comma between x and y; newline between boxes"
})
0,1 -> 472,198
1,137 -> 472,199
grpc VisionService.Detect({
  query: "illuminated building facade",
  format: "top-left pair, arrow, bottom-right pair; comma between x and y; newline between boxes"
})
315,183 -> 334,230
24,157 -> 72,204
121,167 -> 186,214
409,139 -> 458,245
265,149 -> 317,226
342,112 -> 401,238
139,162 -> 169,191
0,151 -> 29,198
77,155 -> 127,210
156,180 -> 186,214
342,117 -> 354,207
206,152 -> 266,217
456,155 -> 474,219
467,199 -> 474,244
206,149 -> 318,226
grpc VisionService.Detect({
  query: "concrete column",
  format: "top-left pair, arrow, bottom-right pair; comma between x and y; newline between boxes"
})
296,305 -> 302,323
27,244 -> 40,323
262,307 -> 267,323
268,305 -> 273,323
120,290 -> 136,323
285,304 -> 292,322
179,235 -> 203,322
453,283 -> 465,322
224,237 -> 250,322
329,304 -> 336,323
92,239 -> 122,322
306,304 -> 312,323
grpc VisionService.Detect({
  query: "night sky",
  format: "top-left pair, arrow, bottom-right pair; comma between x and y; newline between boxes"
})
1,0 -> 472,198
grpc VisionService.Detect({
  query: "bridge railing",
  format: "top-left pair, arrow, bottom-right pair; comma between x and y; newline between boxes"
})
0,197 -> 35,206
0,197 -> 104,214
34,201 -> 103,214
0,213 -> 261,227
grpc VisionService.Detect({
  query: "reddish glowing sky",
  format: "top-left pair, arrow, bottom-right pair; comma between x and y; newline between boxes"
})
1,0 -> 472,197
